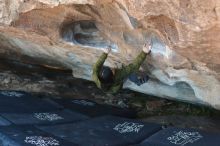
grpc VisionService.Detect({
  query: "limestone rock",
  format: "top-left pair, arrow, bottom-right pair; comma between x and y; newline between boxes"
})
0,0 -> 220,109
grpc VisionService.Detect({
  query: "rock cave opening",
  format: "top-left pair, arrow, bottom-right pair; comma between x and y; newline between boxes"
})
60,20 -> 118,52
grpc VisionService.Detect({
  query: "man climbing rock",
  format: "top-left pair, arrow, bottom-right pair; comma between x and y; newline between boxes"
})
92,42 -> 152,94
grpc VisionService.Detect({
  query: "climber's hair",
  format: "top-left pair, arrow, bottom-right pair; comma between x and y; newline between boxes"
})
98,66 -> 114,84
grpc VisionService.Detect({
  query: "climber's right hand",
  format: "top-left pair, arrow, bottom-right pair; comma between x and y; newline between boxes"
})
104,45 -> 112,54
142,41 -> 152,54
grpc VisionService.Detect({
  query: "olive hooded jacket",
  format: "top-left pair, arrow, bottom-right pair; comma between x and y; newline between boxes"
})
92,51 -> 148,94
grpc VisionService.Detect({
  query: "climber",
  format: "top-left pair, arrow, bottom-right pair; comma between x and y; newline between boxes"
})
92,41 -> 152,94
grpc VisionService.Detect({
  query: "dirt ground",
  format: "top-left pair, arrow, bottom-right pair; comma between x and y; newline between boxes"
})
0,58 -> 220,133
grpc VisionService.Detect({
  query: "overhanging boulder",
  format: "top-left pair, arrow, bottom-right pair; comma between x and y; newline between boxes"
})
0,0 -> 220,109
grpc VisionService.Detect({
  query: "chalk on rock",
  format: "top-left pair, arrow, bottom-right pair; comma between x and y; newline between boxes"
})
0,125 -> 77,146
52,98 -> 136,118
139,127 -> 220,146
38,116 -> 161,146
0,90 -> 62,113
1,109 -> 89,126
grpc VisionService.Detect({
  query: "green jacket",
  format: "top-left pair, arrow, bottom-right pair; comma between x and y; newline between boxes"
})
92,51 -> 147,94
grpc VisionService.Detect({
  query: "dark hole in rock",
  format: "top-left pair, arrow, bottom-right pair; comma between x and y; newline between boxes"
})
61,20 -> 118,51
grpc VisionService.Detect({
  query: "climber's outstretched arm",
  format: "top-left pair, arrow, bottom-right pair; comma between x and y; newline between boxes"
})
92,47 -> 111,88
114,43 -> 152,81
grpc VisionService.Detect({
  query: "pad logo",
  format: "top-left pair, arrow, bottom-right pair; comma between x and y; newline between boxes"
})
113,122 -> 144,134
24,136 -> 60,146
167,130 -> 203,146
1,91 -> 23,97
72,100 -> 95,106
34,113 -> 64,121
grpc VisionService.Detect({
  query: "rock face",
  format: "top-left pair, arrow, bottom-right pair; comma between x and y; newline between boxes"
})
0,0 -> 220,109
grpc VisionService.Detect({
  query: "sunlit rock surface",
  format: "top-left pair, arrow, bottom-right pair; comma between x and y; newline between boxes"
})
0,0 -> 220,109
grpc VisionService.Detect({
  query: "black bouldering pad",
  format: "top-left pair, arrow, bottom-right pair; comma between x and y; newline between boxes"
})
1,109 -> 89,126
52,98 -> 136,118
38,116 -> 162,146
139,127 -> 220,146
0,125 -> 77,146
0,90 -> 62,113
0,116 -> 11,126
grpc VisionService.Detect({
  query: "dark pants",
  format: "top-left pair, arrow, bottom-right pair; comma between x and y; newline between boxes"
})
128,73 -> 149,86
